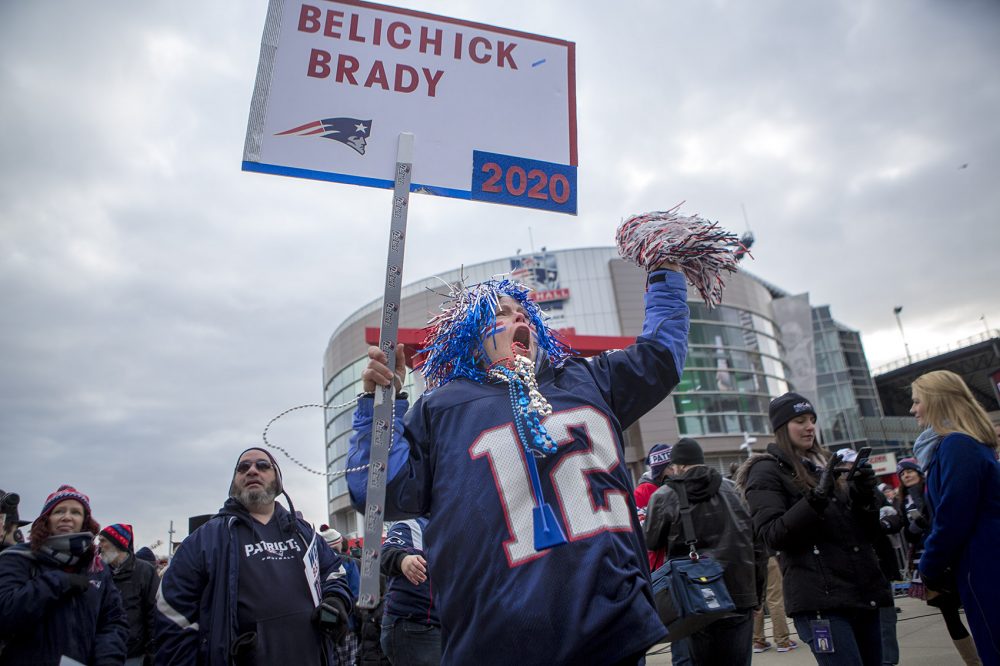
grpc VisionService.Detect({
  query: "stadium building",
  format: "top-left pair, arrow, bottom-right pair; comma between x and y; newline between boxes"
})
322,247 -> 885,535
872,331 -> 1000,439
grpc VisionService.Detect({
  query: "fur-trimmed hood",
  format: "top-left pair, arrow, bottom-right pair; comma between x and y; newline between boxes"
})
734,445 -> 786,492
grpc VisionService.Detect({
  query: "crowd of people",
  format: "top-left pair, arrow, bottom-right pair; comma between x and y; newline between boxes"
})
1,257 -> 998,665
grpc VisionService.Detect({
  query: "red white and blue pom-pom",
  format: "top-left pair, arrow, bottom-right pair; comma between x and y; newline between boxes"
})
616,205 -> 750,307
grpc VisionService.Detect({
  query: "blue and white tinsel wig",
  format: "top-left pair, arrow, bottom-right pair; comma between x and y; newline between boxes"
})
419,277 -> 573,389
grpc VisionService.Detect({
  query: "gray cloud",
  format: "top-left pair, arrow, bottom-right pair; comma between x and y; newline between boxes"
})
2,0 -> 998,548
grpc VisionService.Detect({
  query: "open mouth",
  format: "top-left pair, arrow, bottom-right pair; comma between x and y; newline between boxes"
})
513,325 -> 531,348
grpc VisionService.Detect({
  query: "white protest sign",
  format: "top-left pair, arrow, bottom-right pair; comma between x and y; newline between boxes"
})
243,0 -> 578,214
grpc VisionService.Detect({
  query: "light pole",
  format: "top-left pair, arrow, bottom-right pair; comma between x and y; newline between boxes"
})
893,306 -> 913,364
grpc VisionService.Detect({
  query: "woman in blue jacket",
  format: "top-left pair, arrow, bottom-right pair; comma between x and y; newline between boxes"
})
0,485 -> 127,665
911,370 -> 1000,665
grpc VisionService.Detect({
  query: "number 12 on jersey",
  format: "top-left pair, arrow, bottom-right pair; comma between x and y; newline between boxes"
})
471,150 -> 577,215
470,407 -> 632,567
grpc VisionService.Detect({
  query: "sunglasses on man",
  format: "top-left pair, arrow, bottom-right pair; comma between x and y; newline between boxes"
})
235,459 -> 274,474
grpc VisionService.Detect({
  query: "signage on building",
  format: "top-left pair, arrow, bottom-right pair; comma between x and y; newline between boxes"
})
511,252 -> 570,306
869,452 -> 897,476
531,287 -> 570,303
243,0 -> 578,214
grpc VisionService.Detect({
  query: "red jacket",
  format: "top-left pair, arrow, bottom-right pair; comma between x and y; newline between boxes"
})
634,480 -> 665,571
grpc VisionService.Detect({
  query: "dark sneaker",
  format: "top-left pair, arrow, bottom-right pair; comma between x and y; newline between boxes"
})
753,641 -> 772,653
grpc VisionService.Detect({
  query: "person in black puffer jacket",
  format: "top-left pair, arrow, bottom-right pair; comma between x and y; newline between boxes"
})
738,393 -> 890,666
644,438 -> 766,666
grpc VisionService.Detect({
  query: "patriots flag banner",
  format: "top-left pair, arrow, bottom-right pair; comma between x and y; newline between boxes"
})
276,117 -> 372,155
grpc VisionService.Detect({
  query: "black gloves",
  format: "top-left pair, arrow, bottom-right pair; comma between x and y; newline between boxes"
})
922,567 -> 959,608
878,505 -> 899,532
313,596 -> 350,644
849,461 -> 878,508
61,573 -> 92,595
906,508 -> 929,533
807,454 -> 842,511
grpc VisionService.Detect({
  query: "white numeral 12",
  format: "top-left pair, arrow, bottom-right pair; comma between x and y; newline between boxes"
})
469,406 -> 633,567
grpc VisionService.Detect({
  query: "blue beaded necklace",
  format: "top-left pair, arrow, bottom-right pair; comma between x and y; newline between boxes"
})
489,357 -> 558,455
488,352 -> 567,550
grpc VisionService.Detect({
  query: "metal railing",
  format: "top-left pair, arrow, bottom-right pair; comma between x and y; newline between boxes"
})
872,329 -> 999,376
859,416 -> 923,443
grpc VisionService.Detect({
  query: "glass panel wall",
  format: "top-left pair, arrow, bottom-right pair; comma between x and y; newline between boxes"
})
674,304 -> 789,437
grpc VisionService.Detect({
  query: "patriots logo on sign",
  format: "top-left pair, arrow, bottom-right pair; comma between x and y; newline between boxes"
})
275,117 -> 372,155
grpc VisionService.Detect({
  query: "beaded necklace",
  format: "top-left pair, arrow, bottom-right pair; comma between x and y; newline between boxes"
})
488,350 -> 558,456
487,345 -> 567,550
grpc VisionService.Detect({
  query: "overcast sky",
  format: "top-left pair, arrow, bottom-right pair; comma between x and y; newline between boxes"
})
2,1 -> 998,553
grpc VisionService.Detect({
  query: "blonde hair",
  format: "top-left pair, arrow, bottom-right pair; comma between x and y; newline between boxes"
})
911,370 -> 997,449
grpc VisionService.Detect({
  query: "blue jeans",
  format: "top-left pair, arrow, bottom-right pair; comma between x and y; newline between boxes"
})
380,616 -> 441,666
671,610 -> 754,666
878,604 -> 899,665
792,610 -> 882,666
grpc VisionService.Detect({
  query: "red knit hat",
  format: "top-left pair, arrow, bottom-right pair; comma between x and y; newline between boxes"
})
99,523 -> 134,552
38,485 -> 92,520
32,484 -> 95,536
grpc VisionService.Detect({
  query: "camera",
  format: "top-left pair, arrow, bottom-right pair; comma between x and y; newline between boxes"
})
0,490 -> 21,528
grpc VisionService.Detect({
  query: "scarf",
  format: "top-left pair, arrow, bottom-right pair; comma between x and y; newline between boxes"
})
912,428 -> 941,470
38,531 -> 96,569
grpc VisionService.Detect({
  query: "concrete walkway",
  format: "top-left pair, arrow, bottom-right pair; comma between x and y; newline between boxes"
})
645,594 -> 972,665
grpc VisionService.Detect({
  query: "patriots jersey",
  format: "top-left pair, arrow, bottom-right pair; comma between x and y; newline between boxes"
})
382,518 -> 438,625
349,270 -> 689,664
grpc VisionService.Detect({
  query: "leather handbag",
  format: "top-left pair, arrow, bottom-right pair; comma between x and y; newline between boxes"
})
650,482 -> 738,641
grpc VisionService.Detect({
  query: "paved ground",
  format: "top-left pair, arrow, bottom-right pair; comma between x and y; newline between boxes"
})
645,594 -> 970,665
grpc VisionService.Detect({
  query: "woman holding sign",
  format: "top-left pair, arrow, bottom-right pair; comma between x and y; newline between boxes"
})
347,210 -> 751,664
739,393 -> 890,665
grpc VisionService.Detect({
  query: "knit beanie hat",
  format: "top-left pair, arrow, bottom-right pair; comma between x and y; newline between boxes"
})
670,438 -> 705,465
36,485 -> 92,524
100,523 -> 134,552
896,458 -> 922,476
320,527 -> 343,549
769,392 -> 817,432
135,546 -> 157,564
30,485 -> 98,546
646,444 -> 673,478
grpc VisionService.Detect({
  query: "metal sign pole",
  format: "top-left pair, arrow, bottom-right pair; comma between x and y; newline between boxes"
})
357,132 -> 414,609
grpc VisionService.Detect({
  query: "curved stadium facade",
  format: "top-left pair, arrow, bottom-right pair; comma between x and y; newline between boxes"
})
321,247 -> 885,535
